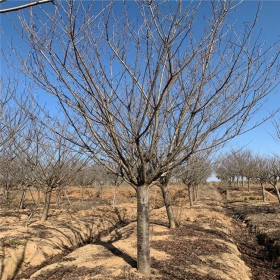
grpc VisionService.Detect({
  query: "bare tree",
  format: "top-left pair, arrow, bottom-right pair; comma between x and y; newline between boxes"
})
216,149 -> 256,190
266,156 -> 280,203
254,156 -> 271,202
11,117 -> 87,221
215,152 -> 239,186
0,78 -> 31,205
4,0 -> 280,274
158,172 -> 178,228
242,150 -> 256,192
181,156 -> 212,206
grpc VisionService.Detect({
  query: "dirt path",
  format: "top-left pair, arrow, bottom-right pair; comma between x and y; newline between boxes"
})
196,184 -> 279,280
220,200 -> 280,279
229,217 -> 280,280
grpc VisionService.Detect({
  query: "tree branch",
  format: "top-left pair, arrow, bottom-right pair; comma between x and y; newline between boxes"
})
0,0 -> 53,14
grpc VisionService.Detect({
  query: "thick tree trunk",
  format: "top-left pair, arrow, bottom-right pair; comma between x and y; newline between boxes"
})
241,177 -> 244,188
247,178 -> 250,192
41,188 -> 52,222
188,185 -> 193,207
137,184 -> 150,275
160,183 -> 177,229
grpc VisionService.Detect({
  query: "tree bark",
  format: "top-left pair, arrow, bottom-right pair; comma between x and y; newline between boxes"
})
160,183 -> 177,229
41,188 -> 52,222
137,184 -> 150,275
188,185 -> 194,207
112,185 -> 118,208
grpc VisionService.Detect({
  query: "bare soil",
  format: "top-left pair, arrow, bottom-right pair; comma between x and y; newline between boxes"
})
0,183 -> 279,279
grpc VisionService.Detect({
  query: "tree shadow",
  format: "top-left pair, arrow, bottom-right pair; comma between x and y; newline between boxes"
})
1,206 -> 135,279
0,240 -> 28,280
94,240 -> 137,268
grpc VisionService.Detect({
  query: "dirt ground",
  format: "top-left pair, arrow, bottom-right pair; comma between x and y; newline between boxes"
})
0,183 -> 279,279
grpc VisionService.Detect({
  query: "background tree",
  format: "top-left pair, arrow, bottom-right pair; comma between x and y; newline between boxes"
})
215,152 -> 239,185
181,155 -> 212,206
266,156 -> 280,203
11,117 -> 87,221
0,78 -> 31,204
254,156 -> 271,202
0,78 -> 27,149
242,150 -> 256,192
3,0 -> 280,274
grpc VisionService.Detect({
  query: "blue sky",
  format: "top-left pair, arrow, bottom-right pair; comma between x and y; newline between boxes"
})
220,1 -> 280,156
0,0 -> 279,157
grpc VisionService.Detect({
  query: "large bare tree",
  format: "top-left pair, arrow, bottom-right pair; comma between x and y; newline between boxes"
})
3,0 -> 280,274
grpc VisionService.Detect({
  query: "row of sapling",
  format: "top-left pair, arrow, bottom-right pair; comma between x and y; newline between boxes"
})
2,0 -> 280,275
215,150 -> 280,203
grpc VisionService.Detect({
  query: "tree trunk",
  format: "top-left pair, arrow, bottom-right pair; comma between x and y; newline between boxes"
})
160,183 -> 177,229
274,183 -> 280,204
112,185 -> 117,208
41,188 -> 52,222
241,177 -> 244,188
80,185 -> 84,202
18,187 -> 26,210
247,178 -> 250,192
37,187 -> 41,203
193,185 -> 198,202
4,184 -> 9,202
261,182 -> 266,202
188,185 -> 193,207
98,184 -> 104,199
136,184 -> 150,275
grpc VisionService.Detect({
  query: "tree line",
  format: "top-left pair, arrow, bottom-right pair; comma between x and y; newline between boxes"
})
215,149 -> 280,202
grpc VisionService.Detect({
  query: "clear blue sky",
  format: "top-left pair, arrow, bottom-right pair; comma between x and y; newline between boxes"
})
0,0 -> 279,156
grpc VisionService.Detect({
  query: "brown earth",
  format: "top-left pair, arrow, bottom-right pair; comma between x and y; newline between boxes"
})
0,183 -> 279,279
